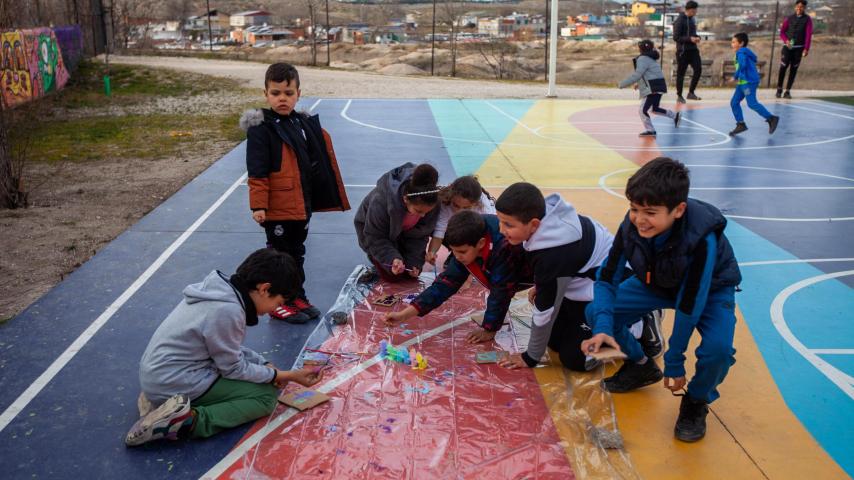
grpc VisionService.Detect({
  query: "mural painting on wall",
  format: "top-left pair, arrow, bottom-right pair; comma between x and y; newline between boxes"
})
1,28 -> 70,108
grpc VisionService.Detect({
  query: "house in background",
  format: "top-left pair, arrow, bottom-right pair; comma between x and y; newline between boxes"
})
184,10 -> 230,42
230,10 -> 273,28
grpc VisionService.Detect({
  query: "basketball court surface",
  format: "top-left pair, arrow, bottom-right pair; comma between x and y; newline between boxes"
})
0,97 -> 851,478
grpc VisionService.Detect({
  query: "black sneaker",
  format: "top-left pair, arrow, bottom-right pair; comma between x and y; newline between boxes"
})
603,359 -> 663,393
674,111 -> 681,128
729,122 -> 748,136
767,115 -> 780,135
677,95 -> 687,104
687,92 -> 701,101
292,297 -> 321,319
783,91 -> 792,99
638,131 -> 657,137
675,395 -> 709,442
639,310 -> 664,359
775,89 -> 782,98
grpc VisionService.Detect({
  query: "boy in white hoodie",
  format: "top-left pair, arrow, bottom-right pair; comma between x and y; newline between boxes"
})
125,248 -> 321,447
495,183 -> 661,371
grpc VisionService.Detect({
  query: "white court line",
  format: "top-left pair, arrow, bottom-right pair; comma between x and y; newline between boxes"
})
0,173 -> 248,433
201,315 -> 472,480
770,270 -> 854,400
341,99 -> 853,152
810,349 -> 854,355
740,258 -> 854,267
802,100 -> 854,113
784,103 -> 854,121
344,184 -> 854,191
599,164 -> 854,222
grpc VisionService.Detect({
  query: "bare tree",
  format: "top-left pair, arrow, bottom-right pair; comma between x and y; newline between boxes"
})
476,37 -> 517,80
827,0 -> 854,36
440,0 -> 467,77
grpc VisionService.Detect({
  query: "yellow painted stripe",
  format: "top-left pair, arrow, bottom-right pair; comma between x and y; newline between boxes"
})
477,98 -> 847,478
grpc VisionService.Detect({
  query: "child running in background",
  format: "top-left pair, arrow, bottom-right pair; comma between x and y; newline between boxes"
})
728,32 -> 780,136
425,175 -> 496,266
354,163 -> 441,281
619,39 -> 681,138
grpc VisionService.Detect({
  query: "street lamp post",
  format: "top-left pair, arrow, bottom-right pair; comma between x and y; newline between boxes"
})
430,0 -> 437,75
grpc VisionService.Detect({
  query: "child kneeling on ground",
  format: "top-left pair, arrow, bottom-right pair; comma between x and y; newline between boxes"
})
384,210 -> 531,344
125,248 -> 321,447
582,157 -> 741,442
354,162 -> 441,281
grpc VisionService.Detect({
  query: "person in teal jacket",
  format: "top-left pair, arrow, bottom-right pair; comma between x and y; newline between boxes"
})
728,32 -> 780,136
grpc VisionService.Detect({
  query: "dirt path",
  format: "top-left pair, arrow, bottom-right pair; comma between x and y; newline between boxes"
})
110,54 -> 854,100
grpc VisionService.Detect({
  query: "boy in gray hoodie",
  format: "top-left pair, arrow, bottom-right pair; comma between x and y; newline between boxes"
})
125,248 -> 321,447
619,39 -> 681,137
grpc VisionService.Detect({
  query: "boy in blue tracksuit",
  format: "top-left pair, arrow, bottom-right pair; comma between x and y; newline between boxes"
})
582,157 -> 741,443
385,210 -> 531,345
728,32 -> 780,136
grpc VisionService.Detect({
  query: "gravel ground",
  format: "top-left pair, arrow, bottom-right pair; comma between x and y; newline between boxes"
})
110,55 -> 854,101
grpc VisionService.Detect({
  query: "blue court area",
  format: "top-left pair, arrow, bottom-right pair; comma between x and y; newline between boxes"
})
0,97 -> 851,478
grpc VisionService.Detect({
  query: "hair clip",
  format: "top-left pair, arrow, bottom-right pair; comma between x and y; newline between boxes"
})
405,188 -> 442,197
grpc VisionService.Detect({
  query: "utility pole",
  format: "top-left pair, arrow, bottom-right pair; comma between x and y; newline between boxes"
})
430,0 -> 437,75
325,0 -> 330,66
768,0 -> 780,88
660,0 -> 667,67
206,0 -> 213,51
546,0 -> 557,97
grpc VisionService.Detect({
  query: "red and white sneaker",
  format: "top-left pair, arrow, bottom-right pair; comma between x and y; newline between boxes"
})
292,297 -> 321,319
270,304 -> 311,324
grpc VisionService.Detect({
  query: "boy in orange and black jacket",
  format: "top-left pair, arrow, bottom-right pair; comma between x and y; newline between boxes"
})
240,63 -> 349,323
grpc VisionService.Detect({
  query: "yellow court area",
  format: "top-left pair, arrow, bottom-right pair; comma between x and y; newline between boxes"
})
473,99 -> 849,479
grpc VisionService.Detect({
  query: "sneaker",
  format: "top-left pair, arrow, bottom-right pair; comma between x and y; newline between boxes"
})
270,304 -> 311,324
292,297 -> 321,319
687,92 -> 701,101
638,131 -> 657,137
639,310 -> 664,359
729,122 -> 748,136
125,394 -> 192,446
677,95 -> 686,104
783,91 -> 792,99
775,89 -> 782,98
767,115 -> 780,135
674,112 -> 682,128
675,395 -> 709,442
603,359 -> 663,393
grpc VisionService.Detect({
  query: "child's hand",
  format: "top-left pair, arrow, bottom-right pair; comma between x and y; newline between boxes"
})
252,210 -> 266,224
384,306 -> 416,325
289,367 -> 322,387
408,265 -> 421,278
425,251 -> 437,265
664,376 -> 687,393
465,329 -> 496,344
527,286 -> 537,304
633,84 -> 639,90
580,333 -> 620,355
499,353 -> 529,369
391,258 -> 406,275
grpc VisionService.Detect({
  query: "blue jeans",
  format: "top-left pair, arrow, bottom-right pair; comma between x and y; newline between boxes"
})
586,277 -> 737,403
730,82 -> 773,123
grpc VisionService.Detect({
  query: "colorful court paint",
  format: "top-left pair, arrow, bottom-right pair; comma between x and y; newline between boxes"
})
0,97 -> 851,478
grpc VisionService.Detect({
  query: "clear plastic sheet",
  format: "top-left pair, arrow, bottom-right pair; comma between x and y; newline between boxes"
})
219,266 -> 641,479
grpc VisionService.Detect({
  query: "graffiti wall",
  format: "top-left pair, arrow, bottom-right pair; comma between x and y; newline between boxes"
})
1,28 -> 72,108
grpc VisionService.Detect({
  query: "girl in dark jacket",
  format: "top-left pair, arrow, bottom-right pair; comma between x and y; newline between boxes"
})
354,163 -> 441,282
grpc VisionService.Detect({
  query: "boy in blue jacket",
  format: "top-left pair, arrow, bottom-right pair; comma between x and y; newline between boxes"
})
384,210 -> 531,345
728,32 -> 780,136
582,158 -> 741,443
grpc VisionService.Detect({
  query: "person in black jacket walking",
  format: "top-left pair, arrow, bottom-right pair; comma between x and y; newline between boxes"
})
673,1 -> 703,104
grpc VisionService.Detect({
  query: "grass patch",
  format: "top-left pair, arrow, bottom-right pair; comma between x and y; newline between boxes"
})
15,113 -> 244,163
812,96 -> 854,106
46,60 -> 243,109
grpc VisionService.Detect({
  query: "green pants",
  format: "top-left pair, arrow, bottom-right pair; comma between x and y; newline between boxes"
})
191,377 -> 278,439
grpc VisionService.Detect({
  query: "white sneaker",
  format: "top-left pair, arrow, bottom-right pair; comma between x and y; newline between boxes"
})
125,393 -> 191,446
